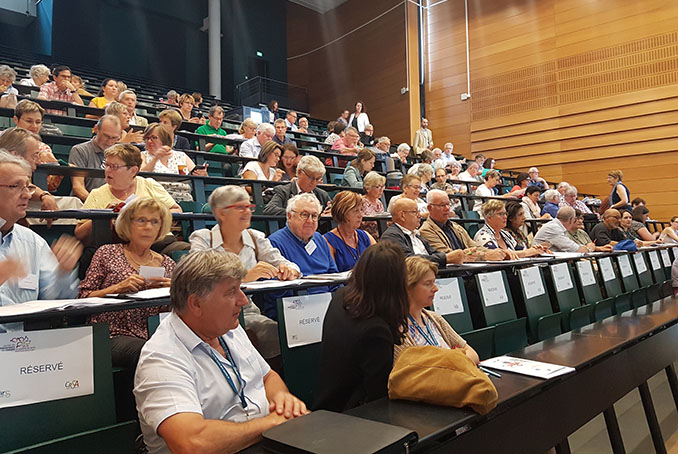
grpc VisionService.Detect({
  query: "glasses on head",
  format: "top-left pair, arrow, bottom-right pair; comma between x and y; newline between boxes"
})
301,170 -> 324,183
105,163 -> 130,171
133,217 -> 161,226
224,204 -> 256,213
0,183 -> 37,195
292,210 -> 320,221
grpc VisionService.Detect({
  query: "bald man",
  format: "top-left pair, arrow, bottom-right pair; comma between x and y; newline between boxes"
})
590,209 -> 625,246
380,198 -> 461,268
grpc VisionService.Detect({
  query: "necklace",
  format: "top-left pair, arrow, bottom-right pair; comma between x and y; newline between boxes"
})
335,227 -> 359,261
124,245 -> 155,268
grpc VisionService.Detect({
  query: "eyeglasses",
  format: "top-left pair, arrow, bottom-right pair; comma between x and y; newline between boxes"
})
292,210 -> 320,221
144,135 -> 160,141
224,204 -> 256,213
133,217 -> 161,226
429,203 -> 451,208
0,183 -> 37,195
301,170 -> 324,183
493,211 -> 508,217
105,163 -> 130,171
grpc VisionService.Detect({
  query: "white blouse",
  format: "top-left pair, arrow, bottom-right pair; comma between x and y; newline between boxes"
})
240,160 -> 276,180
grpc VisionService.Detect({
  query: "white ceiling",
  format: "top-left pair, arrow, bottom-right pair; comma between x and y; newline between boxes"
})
287,0 -> 349,14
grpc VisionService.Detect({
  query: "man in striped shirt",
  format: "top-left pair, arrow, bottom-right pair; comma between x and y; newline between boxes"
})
37,66 -> 84,115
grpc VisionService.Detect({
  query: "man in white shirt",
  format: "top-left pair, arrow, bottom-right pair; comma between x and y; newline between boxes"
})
118,90 -> 148,127
239,123 -> 274,158
284,110 -> 298,131
533,206 -> 609,253
134,250 -> 308,454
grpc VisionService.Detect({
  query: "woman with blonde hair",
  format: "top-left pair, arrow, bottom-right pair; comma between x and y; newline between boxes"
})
474,199 -> 546,257
178,93 -> 201,123
79,197 -> 175,367
607,169 -> 631,212
324,190 -> 376,271
393,256 -> 479,364
361,171 -> 386,238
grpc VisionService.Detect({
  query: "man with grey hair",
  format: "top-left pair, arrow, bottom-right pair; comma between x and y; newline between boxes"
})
0,150 -> 82,329
559,185 -> 592,214
196,105 -> 228,154
164,89 -> 179,106
118,90 -> 148,127
458,162 -> 483,184
240,123 -> 274,158
68,114 -> 122,201
541,189 -> 561,218
533,206 -> 607,253
556,181 -> 570,202
272,118 -> 292,146
373,136 -> 391,154
528,166 -> 548,190
264,193 -> 338,319
285,110 -> 298,131
263,155 -> 330,215
134,250 -> 308,454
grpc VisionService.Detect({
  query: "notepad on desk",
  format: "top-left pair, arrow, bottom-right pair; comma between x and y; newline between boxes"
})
480,356 -> 575,380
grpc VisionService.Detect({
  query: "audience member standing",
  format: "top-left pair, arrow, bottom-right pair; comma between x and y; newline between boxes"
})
347,101 -> 370,133
607,169 -> 631,212
412,118 -> 433,156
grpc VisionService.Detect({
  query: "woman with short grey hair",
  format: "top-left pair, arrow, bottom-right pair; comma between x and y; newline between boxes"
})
19,64 -> 50,87
0,65 -> 18,108
189,185 -> 300,359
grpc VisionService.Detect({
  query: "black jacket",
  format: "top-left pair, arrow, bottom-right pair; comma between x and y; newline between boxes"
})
380,223 -> 447,268
262,182 -> 331,216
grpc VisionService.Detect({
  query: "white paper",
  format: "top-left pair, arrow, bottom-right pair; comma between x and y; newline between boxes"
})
632,253 -> 647,274
617,255 -> 633,277
304,239 -> 317,255
648,251 -> 661,271
0,326 -> 94,409
576,260 -> 597,287
0,298 -> 130,317
304,271 -> 351,281
519,267 -> 546,300
124,287 -> 170,299
551,263 -> 573,292
599,257 -> 616,282
242,279 -> 306,290
480,356 -> 575,380
551,252 -> 585,258
478,271 -> 509,307
282,293 -> 332,348
433,278 -> 464,315
18,274 -> 38,290
661,249 -> 672,268
139,266 -> 165,280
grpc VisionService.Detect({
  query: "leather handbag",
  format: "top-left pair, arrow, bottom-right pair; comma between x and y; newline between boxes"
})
388,346 -> 498,415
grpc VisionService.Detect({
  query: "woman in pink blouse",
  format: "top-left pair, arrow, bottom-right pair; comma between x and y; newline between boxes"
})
80,198 -> 175,367
360,171 -> 386,238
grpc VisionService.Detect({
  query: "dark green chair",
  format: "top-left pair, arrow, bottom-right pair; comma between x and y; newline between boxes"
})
616,254 -> 639,293
597,257 -> 623,298
0,324 -> 136,453
276,294 -> 332,407
432,277 -> 495,360
632,252 -> 653,287
518,266 -> 562,341
557,261 -> 593,330
660,249 -> 674,280
647,250 -> 666,284
475,270 -> 528,355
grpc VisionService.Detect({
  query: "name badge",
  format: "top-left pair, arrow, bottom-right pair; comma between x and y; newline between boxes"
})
18,274 -> 38,291
305,239 -> 317,256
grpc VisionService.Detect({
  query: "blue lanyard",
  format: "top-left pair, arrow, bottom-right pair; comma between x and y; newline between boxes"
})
207,337 -> 248,410
408,314 -> 439,347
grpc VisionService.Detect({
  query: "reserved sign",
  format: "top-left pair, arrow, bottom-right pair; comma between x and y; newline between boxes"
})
0,326 -> 94,409
618,255 -> 634,278
576,260 -> 597,287
599,257 -> 616,282
519,267 -> 546,300
632,253 -> 647,274
433,278 -> 464,315
282,293 -> 332,348
648,251 -> 662,271
478,271 -> 509,307
551,263 -> 574,292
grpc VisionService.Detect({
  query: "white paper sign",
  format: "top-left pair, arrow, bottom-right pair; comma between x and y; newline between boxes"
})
551,263 -> 573,292
139,266 -> 165,280
599,257 -> 616,282
519,267 -> 546,300
617,255 -> 633,277
576,260 -> 597,287
648,251 -> 661,270
0,326 -> 94,409
282,293 -> 332,348
661,249 -> 672,268
433,278 -> 464,315
478,272 -> 509,307
632,253 -> 647,274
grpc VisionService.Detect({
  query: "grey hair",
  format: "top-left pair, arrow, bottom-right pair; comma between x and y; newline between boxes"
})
0,65 -> 17,82
104,101 -> 128,117
95,114 -> 122,130
286,192 -> 322,216
117,89 -> 136,101
376,136 -> 390,145
528,167 -> 539,173
426,189 -> 449,203
30,64 -> 50,80
166,90 -> 178,98
0,149 -> 32,174
449,160 -> 462,169
557,181 -> 570,189
274,118 -> 286,127
397,143 -> 411,154
208,185 -> 249,222
408,163 -> 433,178
209,105 -> 224,116
444,142 -> 454,150
564,186 -> 578,196
468,162 -> 480,171
256,122 -> 275,135
556,206 -> 576,222
0,127 -> 41,160
345,126 -> 359,136
543,189 -> 560,202
363,171 -> 386,190
296,154 -> 326,176
170,250 -> 247,312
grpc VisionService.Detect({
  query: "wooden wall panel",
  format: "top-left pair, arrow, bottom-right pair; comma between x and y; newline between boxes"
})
286,0 -> 412,144
424,0 -> 678,220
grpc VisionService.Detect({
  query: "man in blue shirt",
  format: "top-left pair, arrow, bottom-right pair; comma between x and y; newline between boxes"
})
0,151 -> 82,329
265,193 -> 338,320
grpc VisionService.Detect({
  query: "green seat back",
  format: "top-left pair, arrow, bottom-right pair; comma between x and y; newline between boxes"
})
616,254 -> 639,292
475,270 -> 516,326
593,297 -> 615,321
660,249 -> 674,280
494,318 -> 528,355
575,259 -> 603,305
632,252 -> 653,287
615,292 -> 633,313
432,277 -> 473,334
647,250 -> 666,284
461,327 -> 495,361
597,257 -> 623,297
518,266 -> 558,340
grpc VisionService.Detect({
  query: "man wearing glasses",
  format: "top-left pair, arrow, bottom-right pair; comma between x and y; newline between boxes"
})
0,151 -> 82,328
69,115 -> 123,201
264,193 -> 338,320
263,155 -> 330,216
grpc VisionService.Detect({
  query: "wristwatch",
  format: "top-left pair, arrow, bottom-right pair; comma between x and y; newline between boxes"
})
587,245 -> 594,252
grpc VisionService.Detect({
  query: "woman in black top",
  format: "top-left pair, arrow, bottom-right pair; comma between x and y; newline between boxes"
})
313,242 -> 409,412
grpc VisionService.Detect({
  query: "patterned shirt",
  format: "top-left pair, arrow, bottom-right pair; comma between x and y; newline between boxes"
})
474,223 -> 519,250
559,199 -> 592,214
37,82 -> 77,115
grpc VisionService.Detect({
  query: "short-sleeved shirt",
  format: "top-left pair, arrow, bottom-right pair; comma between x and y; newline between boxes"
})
195,124 -> 228,154
134,312 -> 271,454
533,219 -> 581,252
474,223 -> 519,250
239,137 -> 262,158
37,81 -> 77,115
590,223 -> 625,246
89,97 -> 111,109
80,177 -> 176,216
239,161 -> 276,180
68,139 -> 107,193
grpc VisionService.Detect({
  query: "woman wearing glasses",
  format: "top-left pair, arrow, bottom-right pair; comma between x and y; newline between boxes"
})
360,171 -> 386,238
74,144 -> 181,243
474,199 -> 545,258
278,143 -> 300,182
189,185 -> 300,360
79,197 -> 175,368
324,191 -> 376,272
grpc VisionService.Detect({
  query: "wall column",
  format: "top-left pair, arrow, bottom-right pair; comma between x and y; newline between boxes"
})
208,0 -> 221,99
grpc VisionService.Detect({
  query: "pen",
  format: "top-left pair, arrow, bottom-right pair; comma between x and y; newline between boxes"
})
479,366 -> 502,378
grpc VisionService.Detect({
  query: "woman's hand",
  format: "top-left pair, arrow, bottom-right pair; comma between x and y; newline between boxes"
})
156,146 -> 174,160
114,274 -> 147,293
191,165 -> 208,176
277,263 -> 300,281
244,261 -> 279,282
272,169 -> 285,182
145,277 -> 171,288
